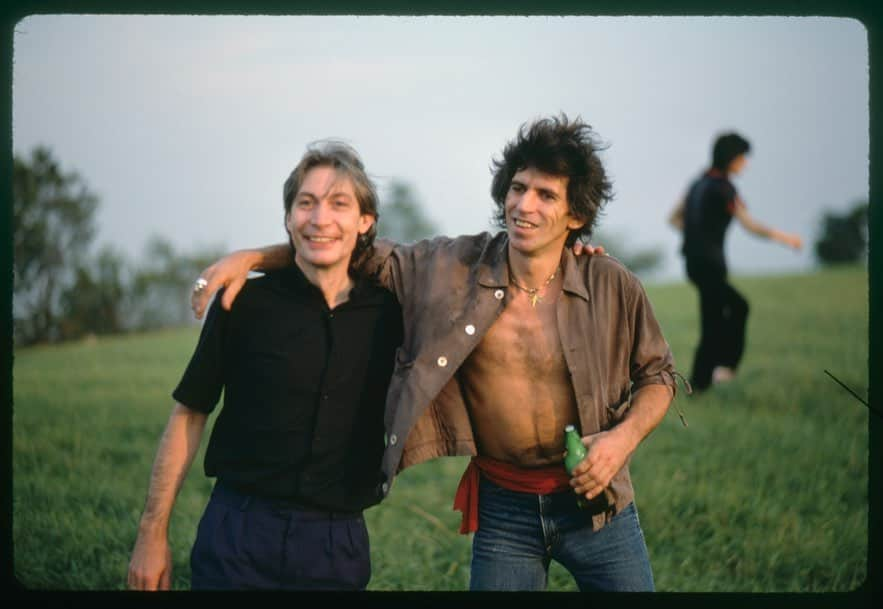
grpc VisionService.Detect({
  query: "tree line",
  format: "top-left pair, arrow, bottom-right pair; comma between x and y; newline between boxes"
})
11,146 -> 445,347
13,147 -> 225,346
12,147 -> 868,347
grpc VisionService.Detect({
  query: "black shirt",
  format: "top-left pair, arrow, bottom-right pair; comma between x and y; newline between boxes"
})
681,168 -> 740,273
172,264 -> 403,512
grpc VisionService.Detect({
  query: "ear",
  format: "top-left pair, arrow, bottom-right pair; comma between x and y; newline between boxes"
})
566,215 -> 587,232
358,213 -> 375,235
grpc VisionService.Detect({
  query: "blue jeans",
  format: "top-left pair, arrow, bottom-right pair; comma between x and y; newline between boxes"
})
190,482 -> 371,590
470,476 -> 655,591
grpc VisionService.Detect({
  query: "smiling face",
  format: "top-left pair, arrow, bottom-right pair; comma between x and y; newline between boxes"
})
505,167 -> 585,258
286,165 -> 374,275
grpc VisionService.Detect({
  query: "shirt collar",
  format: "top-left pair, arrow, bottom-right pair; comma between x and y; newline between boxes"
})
560,248 -> 590,302
274,263 -> 388,307
476,232 -> 511,288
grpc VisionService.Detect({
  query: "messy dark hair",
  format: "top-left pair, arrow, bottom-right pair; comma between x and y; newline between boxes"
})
490,114 -> 613,246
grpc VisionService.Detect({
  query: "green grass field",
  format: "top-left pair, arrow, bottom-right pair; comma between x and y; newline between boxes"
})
11,266 -> 870,591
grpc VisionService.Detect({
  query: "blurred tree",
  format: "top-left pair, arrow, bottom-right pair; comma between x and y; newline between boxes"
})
13,146 -> 99,345
128,236 -> 227,330
58,246 -> 129,340
377,180 -> 439,243
590,229 -> 664,277
12,146 -> 230,343
814,201 -> 869,265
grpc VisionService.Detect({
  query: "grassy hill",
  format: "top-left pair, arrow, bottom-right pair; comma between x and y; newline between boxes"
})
11,266 -> 869,591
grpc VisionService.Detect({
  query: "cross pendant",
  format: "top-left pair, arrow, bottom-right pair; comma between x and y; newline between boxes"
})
529,292 -> 542,307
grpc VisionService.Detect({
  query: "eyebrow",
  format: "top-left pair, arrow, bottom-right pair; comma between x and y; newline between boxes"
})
295,189 -> 356,201
511,179 -> 559,199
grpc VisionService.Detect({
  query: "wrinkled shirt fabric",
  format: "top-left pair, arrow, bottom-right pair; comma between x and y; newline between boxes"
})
368,232 -> 678,531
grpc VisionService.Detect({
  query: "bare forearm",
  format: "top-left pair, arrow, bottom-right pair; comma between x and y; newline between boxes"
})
743,220 -> 801,249
192,243 -> 294,319
742,215 -> 774,240
611,384 -> 673,454
570,383 -> 673,500
251,243 -> 292,272
138,404 -> 207,535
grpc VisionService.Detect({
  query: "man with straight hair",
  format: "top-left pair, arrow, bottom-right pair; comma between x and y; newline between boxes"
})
193,115 -> 681,591
128,141 -> 402,590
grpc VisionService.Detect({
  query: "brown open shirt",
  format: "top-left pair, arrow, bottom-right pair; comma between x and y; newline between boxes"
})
367,231 -> 678,531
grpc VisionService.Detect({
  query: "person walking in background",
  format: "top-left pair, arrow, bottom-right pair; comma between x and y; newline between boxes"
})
668,132 -> 802,392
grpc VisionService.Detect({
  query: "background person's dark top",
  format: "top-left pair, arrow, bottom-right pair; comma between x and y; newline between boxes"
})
681,168 -> 740,275
172,264 -> 403,513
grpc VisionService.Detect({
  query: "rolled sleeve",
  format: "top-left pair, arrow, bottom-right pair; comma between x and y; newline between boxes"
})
627,277 -> 678,398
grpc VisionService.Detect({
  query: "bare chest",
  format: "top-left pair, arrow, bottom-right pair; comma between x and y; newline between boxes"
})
457,291 -> 579,465
474,298 -> 566,373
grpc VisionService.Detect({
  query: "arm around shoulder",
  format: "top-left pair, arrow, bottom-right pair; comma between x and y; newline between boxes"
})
191,243 -> 291,319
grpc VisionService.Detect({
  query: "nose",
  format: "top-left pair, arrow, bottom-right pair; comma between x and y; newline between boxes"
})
310,201 -> 332,225
514,190 -> 538,213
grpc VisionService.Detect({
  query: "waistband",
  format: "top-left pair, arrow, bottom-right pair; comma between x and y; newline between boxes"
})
453,456 -> 575,535
212,481 -> 362,521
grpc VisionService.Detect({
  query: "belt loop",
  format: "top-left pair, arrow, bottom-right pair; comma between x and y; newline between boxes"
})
239,494 -> 252,511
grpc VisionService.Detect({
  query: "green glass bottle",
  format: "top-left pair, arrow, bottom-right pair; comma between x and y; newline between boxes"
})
563,424 -> 586,473
564,424 -> 588,509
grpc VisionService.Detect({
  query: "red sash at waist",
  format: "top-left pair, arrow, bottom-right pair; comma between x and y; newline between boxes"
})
452,455 -> 572,534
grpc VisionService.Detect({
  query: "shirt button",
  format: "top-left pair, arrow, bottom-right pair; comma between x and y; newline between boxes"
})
389,433 -> 397,445
381,482 -> 389,494
437,356 -> 448,367
465,324 -> 476,335
494,289 -> 504,300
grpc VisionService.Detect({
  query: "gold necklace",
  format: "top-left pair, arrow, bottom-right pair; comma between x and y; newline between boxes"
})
509,265 -> 560,307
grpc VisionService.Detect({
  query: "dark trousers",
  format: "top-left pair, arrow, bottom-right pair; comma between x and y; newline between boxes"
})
686,258 -> 750,391
190,482 -> 371,590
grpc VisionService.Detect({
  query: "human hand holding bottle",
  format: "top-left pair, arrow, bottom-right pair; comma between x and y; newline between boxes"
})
563,425 -> 588,508
566,425 -> 634,502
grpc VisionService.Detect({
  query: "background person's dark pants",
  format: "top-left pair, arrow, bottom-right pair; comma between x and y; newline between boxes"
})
686,257 -> 750,391
190,482 -> 371,590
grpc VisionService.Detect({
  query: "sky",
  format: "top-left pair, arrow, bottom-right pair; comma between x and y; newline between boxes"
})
11,14 -> 869,283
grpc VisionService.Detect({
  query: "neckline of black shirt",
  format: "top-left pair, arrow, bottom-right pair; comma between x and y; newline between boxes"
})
264,262 -> 389,311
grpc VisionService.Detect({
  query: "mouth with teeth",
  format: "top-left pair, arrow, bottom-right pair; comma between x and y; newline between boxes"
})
513,218 -> 537,229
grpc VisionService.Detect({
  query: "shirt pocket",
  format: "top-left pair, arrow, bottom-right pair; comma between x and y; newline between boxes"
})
603,386 -> 632,430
